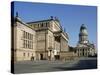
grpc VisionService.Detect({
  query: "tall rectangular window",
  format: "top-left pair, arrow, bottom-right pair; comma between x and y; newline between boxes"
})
22,31 -> 33,49
23,53 -> 25,57
23,31 -> 25,38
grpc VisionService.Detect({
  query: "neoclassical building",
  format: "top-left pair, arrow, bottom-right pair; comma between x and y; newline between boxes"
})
11,13 -> 71,61
11,14 -> 36,61
74,24 -> 96,57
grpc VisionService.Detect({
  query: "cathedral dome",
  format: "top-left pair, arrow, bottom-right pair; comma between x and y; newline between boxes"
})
80,24 -> 87,30
80,24 -> 88,36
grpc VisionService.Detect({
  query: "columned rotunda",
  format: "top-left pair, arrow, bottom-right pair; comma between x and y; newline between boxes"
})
75,24 -> 96,57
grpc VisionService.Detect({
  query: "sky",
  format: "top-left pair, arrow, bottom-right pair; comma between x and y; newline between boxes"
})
12,1 -> 97,47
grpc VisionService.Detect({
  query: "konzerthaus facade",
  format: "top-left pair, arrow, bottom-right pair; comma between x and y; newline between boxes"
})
11,13 -> 73,61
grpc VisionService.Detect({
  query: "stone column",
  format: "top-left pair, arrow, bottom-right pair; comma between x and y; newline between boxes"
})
79,49 -> 80,56
86,49 -> 88,56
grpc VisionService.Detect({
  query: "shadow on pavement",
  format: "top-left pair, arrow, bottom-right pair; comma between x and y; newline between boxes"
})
52,58 -> 97,71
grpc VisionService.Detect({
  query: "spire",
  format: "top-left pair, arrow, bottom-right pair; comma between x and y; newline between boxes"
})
15,12 -> 22,23
16,12 -> 18,17
54,16 -> 59,22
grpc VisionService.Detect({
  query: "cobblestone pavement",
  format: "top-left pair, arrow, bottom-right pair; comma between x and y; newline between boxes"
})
14,57 -> 97,74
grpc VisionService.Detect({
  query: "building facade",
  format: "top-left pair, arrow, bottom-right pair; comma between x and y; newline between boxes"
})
11,14 -> 70,61
27,16 -> 69,60
11,15 -> 36,61
74,24 -> 96,57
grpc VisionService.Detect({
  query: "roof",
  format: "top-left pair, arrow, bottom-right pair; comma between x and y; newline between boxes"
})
27,19 -> 59,24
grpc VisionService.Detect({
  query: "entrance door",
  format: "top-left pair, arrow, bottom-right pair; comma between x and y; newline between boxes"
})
55,55 -> 60,60
40,54 -> 43,60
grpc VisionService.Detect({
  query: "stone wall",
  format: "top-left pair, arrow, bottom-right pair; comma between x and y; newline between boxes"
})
60,51 -> 78,61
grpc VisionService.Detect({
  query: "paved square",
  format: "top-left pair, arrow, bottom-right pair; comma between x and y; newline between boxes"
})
14,57 -> 97,74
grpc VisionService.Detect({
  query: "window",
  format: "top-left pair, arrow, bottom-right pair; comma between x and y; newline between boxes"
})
22,31 -> 33,49
23,40 -> 25,48
26,32 -> 27,39
46,22 -> 48,27
27,33 -> 29,39
30,41 -> 32,49
26,40 -> 27,48
38,24 -> 39,28
28,53 -> 29,57
49,35 -> 52,46
41,23 -> 43,27
23,31 -> 25,38
29,34 -> 31,40
31,34 -> 33,40
31,41 -> 33,49
32,53 -> 33,56
28,41 -> 29,48
23,53 -> 25,57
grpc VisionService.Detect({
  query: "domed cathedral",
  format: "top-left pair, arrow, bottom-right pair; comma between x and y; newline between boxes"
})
78,24 -> 89,45
75,24 -> 96,57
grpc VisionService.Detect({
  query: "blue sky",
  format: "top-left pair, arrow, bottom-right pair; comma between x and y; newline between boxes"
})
12,1 -> 97,47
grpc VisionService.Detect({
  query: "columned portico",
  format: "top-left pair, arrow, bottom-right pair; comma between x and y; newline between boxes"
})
75,47 -> 91,57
